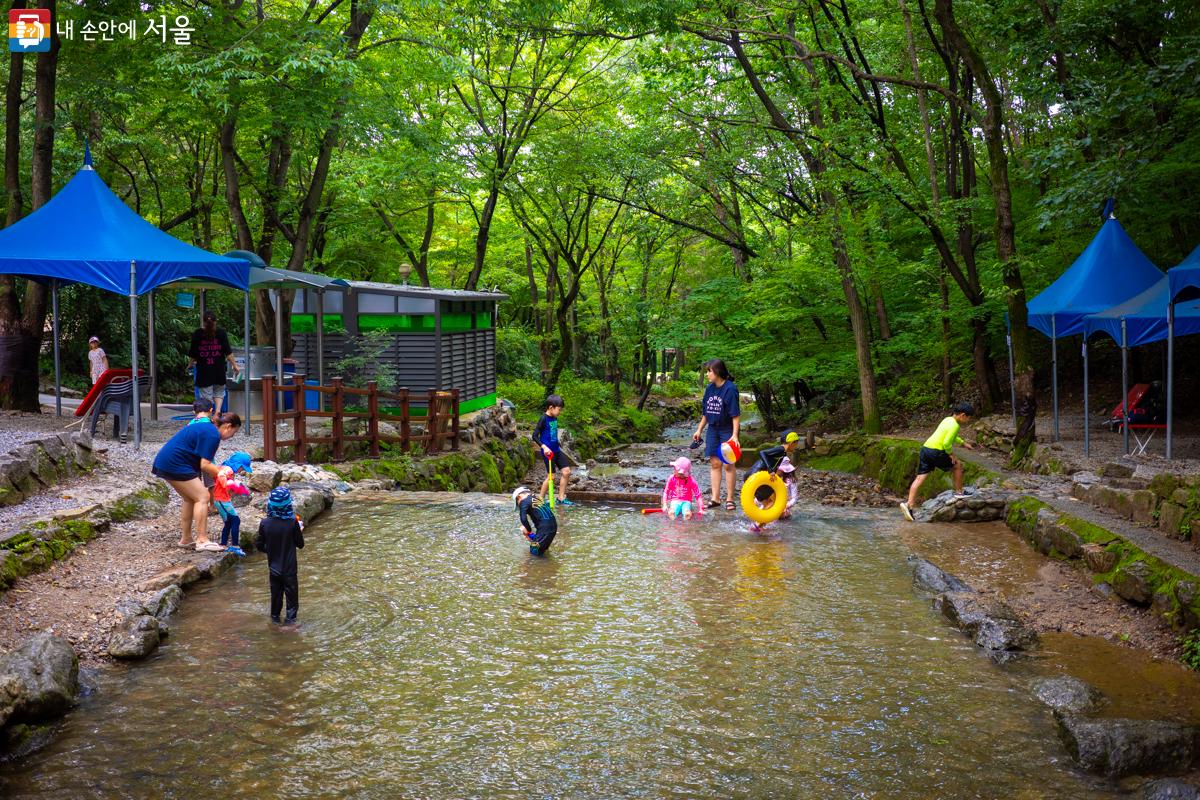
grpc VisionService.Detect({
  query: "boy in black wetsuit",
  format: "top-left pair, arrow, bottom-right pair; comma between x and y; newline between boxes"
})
255,486 -> 305,623
513,486 -> 557,556
532,395 -> 572,505
745,431 -> 801,503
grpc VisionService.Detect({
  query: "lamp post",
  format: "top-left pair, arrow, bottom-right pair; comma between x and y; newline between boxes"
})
398,262 -> 413,285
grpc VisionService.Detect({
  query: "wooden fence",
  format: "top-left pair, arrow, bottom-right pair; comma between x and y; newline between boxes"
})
261,375 -> 459,464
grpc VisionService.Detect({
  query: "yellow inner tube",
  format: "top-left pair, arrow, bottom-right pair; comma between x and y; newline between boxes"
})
740,471 -> 788,525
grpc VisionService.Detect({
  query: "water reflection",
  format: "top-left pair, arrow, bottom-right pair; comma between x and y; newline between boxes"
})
0,497 -> 1132,798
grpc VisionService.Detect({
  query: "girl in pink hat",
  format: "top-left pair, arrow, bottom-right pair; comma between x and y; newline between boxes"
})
662,457 -> 703,519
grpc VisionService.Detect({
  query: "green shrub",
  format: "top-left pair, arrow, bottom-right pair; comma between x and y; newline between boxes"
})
652,379 -> 699,399
495,326 -> 543,381
1183,629 -> 1200,671
496,377 -> 547,423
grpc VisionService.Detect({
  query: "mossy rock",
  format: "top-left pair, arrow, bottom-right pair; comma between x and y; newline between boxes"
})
479,452 -> 503,493
807,453 -> 865,474
107,482 -> 169,523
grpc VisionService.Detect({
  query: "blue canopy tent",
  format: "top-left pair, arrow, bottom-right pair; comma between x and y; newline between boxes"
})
1024,214 -> 1163,441
1169,245 -> 1200,303
1082,277 -> 1200,456
0,152 -> 250,449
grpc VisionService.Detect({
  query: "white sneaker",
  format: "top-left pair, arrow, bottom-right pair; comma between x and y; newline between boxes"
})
899,502 -> 914,522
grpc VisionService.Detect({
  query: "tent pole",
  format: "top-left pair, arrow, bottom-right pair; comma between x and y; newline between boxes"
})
316,289 -> 325,410
1083,338 -> 1089,457
1167,302 -> 1175,460
199,289 -> 206,322
148,290 -> 157,421
243,290 -> 251,438
129,261 -> 141,451
51,280 -> 61,417
274,288 -> 284,413
1005,313 -> 1016,429
1121,318 -> 1129,456
1051,316 -> 1059,442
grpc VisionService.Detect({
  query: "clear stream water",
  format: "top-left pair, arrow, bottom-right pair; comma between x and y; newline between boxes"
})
2,492 -> 1194,799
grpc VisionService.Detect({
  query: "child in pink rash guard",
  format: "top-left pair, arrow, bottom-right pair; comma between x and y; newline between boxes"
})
662,457 -> 703,520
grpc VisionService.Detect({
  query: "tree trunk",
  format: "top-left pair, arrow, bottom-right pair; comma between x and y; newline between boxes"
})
465,188 -> 499,291
0,4 -> 55,411
0,1 -> 27,398
832,214 -> 881,433
940,270 -> 952,406
935,0 -> 1034,458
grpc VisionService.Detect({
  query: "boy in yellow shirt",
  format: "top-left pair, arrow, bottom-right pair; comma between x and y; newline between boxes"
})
900,403 -> 975,521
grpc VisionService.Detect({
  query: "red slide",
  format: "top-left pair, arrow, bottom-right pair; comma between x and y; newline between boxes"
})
74,369 -> 144,418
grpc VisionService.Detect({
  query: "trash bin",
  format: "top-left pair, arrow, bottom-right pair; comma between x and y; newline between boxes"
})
282,359 -> 298,411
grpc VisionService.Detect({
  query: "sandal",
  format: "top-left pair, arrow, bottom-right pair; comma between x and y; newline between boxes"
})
708,497 -> 720,511
725,500 -> 735,511
195,541 -> 223,552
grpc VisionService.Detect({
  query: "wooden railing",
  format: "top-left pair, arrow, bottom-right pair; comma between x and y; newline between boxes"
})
261,375 -> 460,464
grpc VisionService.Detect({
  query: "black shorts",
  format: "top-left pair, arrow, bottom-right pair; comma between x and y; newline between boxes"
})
542,450 -> 569,472
917,446 -> 954,475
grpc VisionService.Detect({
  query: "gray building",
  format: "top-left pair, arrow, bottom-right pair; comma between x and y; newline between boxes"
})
290,281 -> 507,414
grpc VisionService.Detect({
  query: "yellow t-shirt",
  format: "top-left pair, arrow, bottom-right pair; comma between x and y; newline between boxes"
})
923,416 -> 964,453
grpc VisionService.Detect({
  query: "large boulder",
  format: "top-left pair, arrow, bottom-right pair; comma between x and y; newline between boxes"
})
0,632 -> 79,728
1142,779 -> 1200,800
1057,715 -> 1200,778
145,585 -> 183,620
136,563 -> 201,593
1030,676 -> 1104,716
1112,560 -> 1155,606
940,592 -> 1038,655
107,614 -> 162,660
908,555 -> 972,594
247,461 -> 283,493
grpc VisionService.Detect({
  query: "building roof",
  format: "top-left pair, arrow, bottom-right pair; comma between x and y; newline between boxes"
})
346,280 -> 508,302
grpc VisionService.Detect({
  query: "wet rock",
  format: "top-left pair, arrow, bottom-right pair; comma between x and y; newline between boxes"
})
145,585 -> 183,620
1176,581 -> 1200,630
1057,715 -> 1200,778
354,478 -> 396,491
136,563 -> 201,593
196,551 -> 238,580
0,632 -> 79,729
1112,560 -> 1154,606
1142,778 -> 1200,800
107,614 -> 162,660
1031,676 -> 1104,716
940,592 -> 1038,653
908,555 -> 972,594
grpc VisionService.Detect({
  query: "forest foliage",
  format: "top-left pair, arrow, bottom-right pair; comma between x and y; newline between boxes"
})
1,0 -> 1198,434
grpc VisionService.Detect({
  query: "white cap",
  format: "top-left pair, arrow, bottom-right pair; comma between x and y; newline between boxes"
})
511,486 -> 530,504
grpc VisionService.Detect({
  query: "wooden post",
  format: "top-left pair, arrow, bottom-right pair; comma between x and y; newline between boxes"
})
451,388 -> 460,451
332,377 -> 345,462
367,380 -> 380,458
399,388 -> 410,452
806,430 -> 816,451
426,387 -> 440,454
262,375 -> 276,462
295,373 -> 308,464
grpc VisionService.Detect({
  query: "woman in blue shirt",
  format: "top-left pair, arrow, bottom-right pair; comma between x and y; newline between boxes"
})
152,411 -> 242,551
692,359 -> 741,511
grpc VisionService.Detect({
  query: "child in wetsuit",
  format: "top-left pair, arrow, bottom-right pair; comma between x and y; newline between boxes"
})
513,486 -> 558,556
532,394 -> 572,505
255,487 -> 305,624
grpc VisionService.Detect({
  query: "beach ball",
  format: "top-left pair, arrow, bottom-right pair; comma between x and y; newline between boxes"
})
718,439 -> 741,465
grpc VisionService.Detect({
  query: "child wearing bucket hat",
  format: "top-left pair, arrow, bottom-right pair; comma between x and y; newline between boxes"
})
212,451 -> 253,556
513,486 -> 558,556
255,486 -> 305,623
661,457 -> 704,520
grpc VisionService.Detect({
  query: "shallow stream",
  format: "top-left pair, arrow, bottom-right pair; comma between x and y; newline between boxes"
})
2,493 -> 1191,798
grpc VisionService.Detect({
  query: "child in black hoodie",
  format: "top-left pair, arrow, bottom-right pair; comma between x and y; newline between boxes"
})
255,487 -> 305,623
